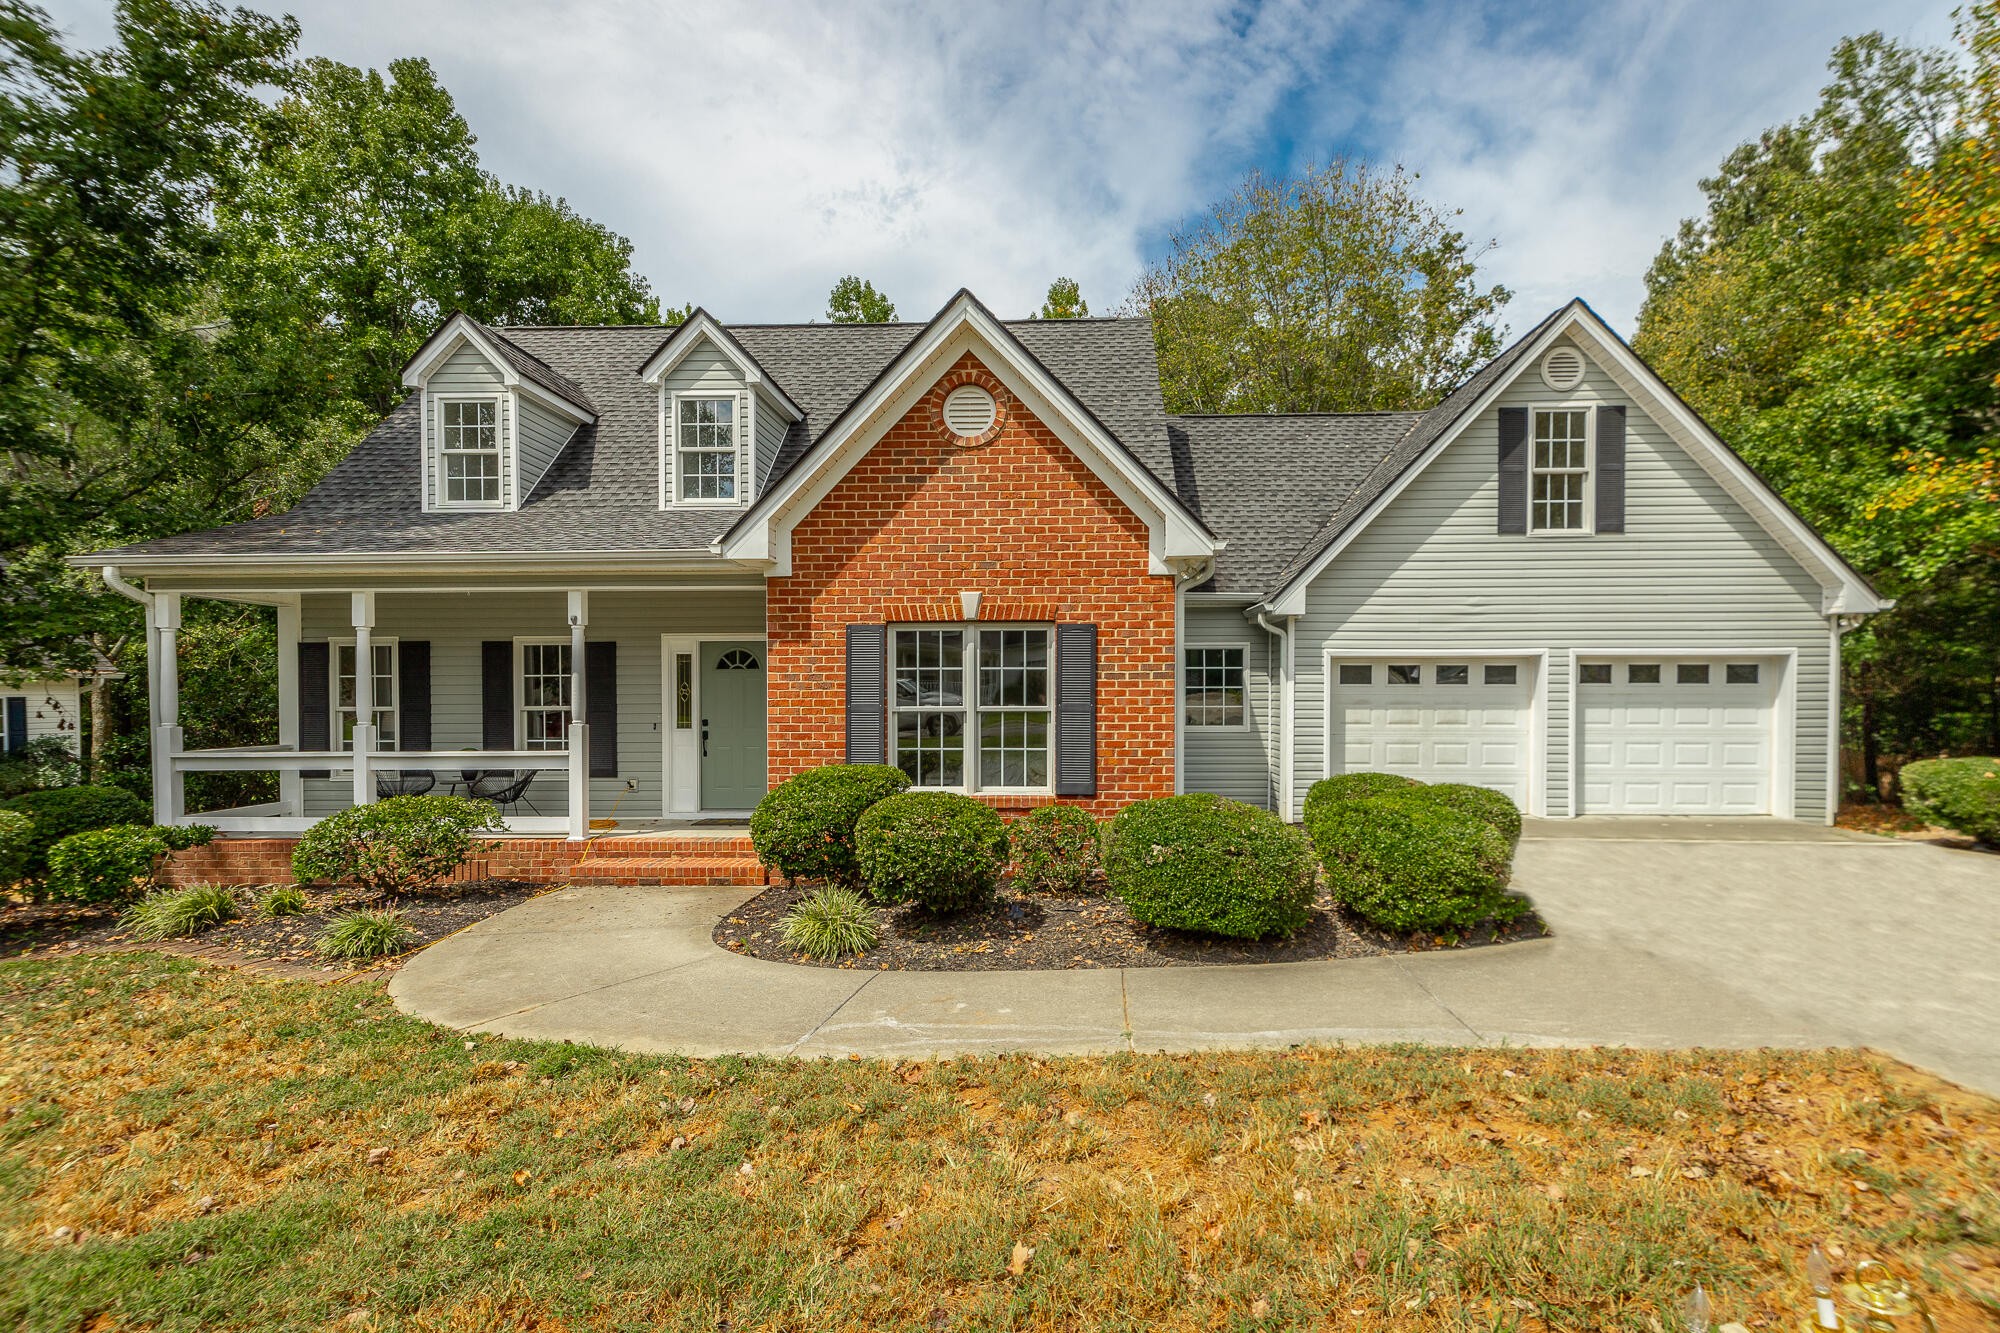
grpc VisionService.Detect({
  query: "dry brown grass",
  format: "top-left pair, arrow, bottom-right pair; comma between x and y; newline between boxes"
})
2,952 -> 1996,1332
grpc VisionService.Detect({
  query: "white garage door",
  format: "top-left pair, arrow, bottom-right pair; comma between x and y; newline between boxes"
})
1329,658 -> 1534,804
1577,658 -> 1778,814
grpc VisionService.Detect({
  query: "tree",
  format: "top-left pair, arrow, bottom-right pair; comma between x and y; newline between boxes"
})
826,276 -> 897,323
1128,159 -> 1511,414
1039,278 -> 1088,319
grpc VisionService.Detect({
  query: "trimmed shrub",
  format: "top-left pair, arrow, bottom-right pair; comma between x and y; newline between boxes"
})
259,884 -> 309,917
1308,797 -> 1520,934
1302,771 -> 1423,823
0,809 -> 31,887
123,884 -> 237,940
855,790 -> 1009,912
1420,783 -> 1523,842
316,908 -> 413,960
1009,804 -> 1102,895
780,886 -> 880,959
291,794 -> 502,895
1105,794 -> 1317,940
2,783 -> 149,882
1900,757 -> 2000,846
47,825 -> 166,905
750,764 -> 912,886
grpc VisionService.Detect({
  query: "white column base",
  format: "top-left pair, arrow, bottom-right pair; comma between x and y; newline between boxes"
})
566,721 -> 590,841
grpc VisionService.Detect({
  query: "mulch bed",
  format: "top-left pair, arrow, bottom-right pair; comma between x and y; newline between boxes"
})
715,880 -> 1547,971
0,879 -> 545,976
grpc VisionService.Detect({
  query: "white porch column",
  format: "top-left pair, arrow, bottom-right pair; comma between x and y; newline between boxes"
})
276,597 -> 302,816
350,592 -> 376,810
151,593 -> 183,824
566,591 -> 589,841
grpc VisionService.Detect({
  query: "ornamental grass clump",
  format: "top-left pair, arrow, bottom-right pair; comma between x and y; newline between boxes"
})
1007,804 -> 1102,895
122,884 -> 238,941
779,886 -> 880,959
1899,756 -> 2000,846
1105,794 -> 1316,940
258,884 -> 310,917
855,790 -> 1009,912
316,908 -> 414,960
291,795 -> 501,895
750,764 -> 911,886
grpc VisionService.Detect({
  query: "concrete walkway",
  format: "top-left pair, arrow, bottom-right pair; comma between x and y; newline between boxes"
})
389,820 -> 2000,1096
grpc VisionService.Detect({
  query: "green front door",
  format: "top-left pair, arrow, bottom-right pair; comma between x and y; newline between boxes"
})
699,640 -> 767,810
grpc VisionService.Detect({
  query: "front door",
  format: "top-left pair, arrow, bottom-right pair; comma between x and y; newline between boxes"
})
699,640 -> 767,810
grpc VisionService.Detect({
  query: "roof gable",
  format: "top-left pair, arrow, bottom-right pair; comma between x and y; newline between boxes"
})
400,312 -> 597,422
637,310 -> 804,420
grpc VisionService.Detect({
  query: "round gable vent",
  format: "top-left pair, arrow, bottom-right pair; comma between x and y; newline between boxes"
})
942,384 -> 997,437
1540,345 -> 1586,392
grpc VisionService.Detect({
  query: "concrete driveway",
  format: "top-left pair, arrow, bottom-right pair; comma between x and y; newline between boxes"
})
389,820 -> 2000,1096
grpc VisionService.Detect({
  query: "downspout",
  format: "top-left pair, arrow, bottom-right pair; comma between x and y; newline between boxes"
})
100,566 -> 156,725
1171,559 -> 1216,797
1255,610 -> 1294,820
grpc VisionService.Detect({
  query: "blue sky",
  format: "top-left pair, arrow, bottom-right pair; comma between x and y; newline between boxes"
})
51,0 -> 1957,335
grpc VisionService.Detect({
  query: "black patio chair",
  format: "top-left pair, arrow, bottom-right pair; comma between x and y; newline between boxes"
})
468,770 -> 542,816
375,769 -> 436,799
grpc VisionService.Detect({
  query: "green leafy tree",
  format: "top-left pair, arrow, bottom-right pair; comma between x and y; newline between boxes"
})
825,275 -> 897,323
1129,159 -> 1511,414
1039,278 -> 1089,319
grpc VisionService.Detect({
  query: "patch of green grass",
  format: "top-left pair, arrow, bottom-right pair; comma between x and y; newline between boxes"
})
256,884 -> 308,918
314,908 -> 412,960
0,954 -> 1995,1333
779,885 -> 880,959
119,885 -> 237,941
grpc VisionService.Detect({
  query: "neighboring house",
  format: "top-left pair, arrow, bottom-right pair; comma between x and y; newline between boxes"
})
0,668 -> 93,757
77,292 -> 1887,848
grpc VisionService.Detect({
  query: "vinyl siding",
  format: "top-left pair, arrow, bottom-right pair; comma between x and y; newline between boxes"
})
661,340 -> 750,507
1182,603 -> 1277,807
4,679 -> 82,749
425,343 -> 511,510
515,396 -> 578,500
299,588 -> 765,817
1291,340 -> 1833,820
754,393 -> 788,497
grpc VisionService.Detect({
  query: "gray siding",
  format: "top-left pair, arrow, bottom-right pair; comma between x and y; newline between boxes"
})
300,588 -> 765,817
1291,340 -> 1833,820
425,343 -> 512,510
515,396 -> 578,500
660,340 -> 750,507
1182,602 -> 1277,807
754,392 -> 789,497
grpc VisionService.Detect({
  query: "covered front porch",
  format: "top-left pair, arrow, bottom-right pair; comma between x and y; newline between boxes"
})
124,575 -> 770,841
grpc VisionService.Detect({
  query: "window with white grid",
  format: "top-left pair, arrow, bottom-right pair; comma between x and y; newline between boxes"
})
439,399 -> 501,506
519,642 -> 572,750
891,626 -> 1052,792
1183,647 -> 1245,728
676,396 -> 737,501
333,641 -> 397,750
1531,408 -> 1590,532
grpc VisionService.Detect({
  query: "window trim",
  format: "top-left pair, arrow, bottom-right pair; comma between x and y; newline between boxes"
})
513,637 -> 575,752
889,622 -> 1055,795
1182,644 -> 1251,732
431,393 -> 507,512
666,389 -> 745,508
1527,403 -> 1595,537
329,637 -> 400,752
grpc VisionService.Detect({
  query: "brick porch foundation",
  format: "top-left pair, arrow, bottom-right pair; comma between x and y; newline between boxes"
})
160,834 -> 770,888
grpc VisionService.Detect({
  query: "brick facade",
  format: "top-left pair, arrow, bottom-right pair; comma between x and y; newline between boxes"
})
764,353 -> 1178,816
160,837 -> 594,887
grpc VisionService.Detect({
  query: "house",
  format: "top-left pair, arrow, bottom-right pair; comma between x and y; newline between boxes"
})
0,672 -> 84,759
77,291 -> 1886,877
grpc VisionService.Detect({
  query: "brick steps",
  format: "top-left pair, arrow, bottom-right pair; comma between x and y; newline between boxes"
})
570,832 -> 768,887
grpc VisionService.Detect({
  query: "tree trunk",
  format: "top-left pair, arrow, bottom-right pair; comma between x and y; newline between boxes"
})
88,673 -> 113,781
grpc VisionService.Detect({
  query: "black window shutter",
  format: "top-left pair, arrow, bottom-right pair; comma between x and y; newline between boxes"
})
481,641 -> 513,751
1054,623 -> 1097,797
1497,406 -> 1528,534
845,624 -> 886,765
298,642 -> 330,778
4,697 -> 26,755
399,641 -> 431,752
585,640 -> 617,778
1596,404 -> 1627,533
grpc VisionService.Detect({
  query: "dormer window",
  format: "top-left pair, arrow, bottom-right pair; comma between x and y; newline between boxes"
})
439,398 -> 502,507
675,395 -> 737,502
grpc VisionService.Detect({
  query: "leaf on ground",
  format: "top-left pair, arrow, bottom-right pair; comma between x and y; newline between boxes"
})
512,1169 -> 531,1186
1007,1242 -> 1034,1276
364,1147 -> 390,1167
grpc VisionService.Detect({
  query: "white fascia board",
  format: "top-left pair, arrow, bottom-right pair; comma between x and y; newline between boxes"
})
401,315 -> 596,425
718,298 -> 1214,575
640,313 -> 804,421
513,378 -> 595,426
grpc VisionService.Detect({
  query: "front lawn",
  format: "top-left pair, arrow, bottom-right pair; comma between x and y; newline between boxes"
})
2,955 -> 1995,1332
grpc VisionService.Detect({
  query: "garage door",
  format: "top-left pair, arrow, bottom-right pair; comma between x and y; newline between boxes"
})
1577,658 -> 1777,814
1329,658 -> 1534,804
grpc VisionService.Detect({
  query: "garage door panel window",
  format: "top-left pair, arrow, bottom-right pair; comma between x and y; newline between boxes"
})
1579,663 -> 1611,684
1435,664 -> 1468,685
1339,664 -> 1371,685
1726,663 -> 1760,684
1628,664 -> 1660,684
1483,664 -> 1517,685
1677,664 -> 1711,684
1388,664 -> 1421,685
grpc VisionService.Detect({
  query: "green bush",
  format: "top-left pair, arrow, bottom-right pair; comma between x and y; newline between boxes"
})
1009,804 -> 1102,895
1301,771 -> 1422,823
259,884 -> 309,917
291,794 -> 502,895
0,809 -> 31,887
779,886 -> 880,959
750,764 -> 911,886
316,908 -> 413,959
46,825 -> 166,905
1900,757 -> 2000,845
123,884 -> 237,940
856,790 -> 1009,912
1420,783 -> 1523,842
1308,797 -> 1520,934
1105,794 -> 1317,940
1,783 -> 150,883
0,736 -> 81,798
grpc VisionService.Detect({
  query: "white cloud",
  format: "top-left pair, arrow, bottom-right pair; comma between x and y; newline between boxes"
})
44,0 -> 1959,333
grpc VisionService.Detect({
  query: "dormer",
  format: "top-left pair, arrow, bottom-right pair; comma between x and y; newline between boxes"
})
637,310 -> 804,509
401,313 -> 597,513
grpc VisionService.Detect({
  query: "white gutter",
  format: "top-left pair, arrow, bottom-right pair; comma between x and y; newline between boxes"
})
1254,610 -> 1295,820
100,565 -> 150,610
